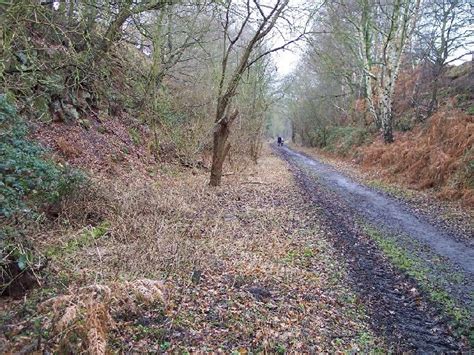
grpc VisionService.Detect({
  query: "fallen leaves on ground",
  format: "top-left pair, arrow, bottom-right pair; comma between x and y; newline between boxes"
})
0,146 -> 381,353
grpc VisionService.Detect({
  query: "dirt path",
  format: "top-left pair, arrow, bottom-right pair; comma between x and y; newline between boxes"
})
276,145 -> 473,351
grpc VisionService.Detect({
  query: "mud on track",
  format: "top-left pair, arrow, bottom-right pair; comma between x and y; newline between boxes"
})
275,145 -> 473,352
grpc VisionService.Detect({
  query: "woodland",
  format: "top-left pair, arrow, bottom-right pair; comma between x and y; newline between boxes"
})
0,0 -> 473,352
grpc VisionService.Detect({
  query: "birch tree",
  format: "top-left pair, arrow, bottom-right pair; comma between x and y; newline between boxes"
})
106,1 -> 175,53
359,0 -> 421,143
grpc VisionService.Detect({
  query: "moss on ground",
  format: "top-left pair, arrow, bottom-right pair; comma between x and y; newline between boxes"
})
362,224 -> 473,345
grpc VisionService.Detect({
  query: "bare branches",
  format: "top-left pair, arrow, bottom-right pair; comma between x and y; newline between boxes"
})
210,0 -> 307,185
246,31 -> 306,69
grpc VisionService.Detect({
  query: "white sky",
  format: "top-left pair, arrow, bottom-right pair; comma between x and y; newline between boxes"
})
271,32 -> 473,78
273,48 -> 301,77
269,0 -> 312,78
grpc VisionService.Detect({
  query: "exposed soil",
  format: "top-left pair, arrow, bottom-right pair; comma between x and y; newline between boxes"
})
276,145 -> 473,352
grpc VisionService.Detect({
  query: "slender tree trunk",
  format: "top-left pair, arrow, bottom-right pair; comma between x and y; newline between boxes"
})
291,120 -> 296,143
427,64 -> 443,116
68,0 -> 75,24
427,78 -> 439,116
381,87 -> 394,143
208,0 -> 289,186
360,0 -> 381,130
363,73 -> 382,130
98,8 -> 131,54
209,110 -> 238,186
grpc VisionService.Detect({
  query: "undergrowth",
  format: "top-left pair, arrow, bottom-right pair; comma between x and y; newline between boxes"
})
360,110 -> 473,205
0,149 -> 382,353
1,94 -> 84,297
303,125 -> 372,156
0,95 -> 84,218
322,126 -> 371,156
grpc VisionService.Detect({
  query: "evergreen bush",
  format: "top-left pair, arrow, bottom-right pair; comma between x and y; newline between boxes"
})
0,95 -> 85,218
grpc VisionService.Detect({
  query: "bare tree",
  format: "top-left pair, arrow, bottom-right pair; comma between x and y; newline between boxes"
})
414,0 -> 472,116
284,0 -> 424,145
358,0 -> 421,143
237,56 -> 276,163
133,1 -> 215,154
210,0 -> 308,186
83,0 -> 172,55
134,1 -> 214,90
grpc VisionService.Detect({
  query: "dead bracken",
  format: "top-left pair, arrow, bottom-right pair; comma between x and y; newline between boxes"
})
0,149 -> 380,353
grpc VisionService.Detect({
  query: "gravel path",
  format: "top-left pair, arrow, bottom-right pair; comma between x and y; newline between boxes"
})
276,145 -> 473,351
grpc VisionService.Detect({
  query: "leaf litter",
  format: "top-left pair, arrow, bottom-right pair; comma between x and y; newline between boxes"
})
0,146 -> 382,353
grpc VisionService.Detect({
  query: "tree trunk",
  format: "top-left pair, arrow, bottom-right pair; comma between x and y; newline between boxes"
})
98,8 -> 131,54
381,112 -> 394,143
291,120 -> 296,143
381,87 -> 394,143
209,110 -> 238,186
68,0 -> 75,24
427,64 -> 443,117
427,79 -> 439,117
367,84 -> 381,129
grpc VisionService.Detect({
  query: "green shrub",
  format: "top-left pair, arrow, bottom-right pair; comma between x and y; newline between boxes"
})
395,115 -> 414,132
307,127 -> 329,148
0,95 -> 85,218
323,126 -> 371,155
129,127 -> 142,145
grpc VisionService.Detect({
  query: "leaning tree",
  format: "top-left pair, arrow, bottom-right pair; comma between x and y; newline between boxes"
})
209,0 -> 308,186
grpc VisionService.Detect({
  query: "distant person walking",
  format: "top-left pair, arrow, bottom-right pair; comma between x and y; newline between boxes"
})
277,136 -> 283,146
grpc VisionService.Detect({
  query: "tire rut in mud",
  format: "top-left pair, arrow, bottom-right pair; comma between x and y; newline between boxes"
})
276,147 -> 465,352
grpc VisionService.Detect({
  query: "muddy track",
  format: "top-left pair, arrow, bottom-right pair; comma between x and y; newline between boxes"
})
276,145 -> 472,352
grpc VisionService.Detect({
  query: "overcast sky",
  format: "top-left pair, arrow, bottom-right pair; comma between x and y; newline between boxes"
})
273,46 -> 301,77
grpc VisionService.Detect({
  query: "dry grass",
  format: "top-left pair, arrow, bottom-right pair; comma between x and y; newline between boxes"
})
361,109 -> 473,206
0,146 -> 379,353
34,280 -> 165,354
294,108 -> 473,207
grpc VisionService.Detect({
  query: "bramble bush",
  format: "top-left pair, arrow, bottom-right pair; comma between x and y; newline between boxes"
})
302,125 -> 372,156
0,95 -> 85,218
